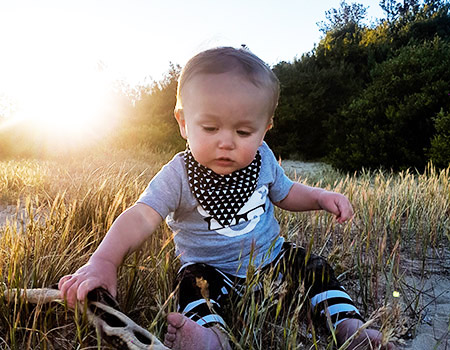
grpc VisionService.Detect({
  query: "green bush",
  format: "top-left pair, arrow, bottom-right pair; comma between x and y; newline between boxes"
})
429,109 -> 450,168
328,37 -> 450,171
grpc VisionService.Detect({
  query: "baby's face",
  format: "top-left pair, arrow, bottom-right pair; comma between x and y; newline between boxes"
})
176,73 -> 272,175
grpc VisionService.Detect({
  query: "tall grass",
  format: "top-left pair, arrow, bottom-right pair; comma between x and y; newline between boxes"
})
0,148 -> 448,349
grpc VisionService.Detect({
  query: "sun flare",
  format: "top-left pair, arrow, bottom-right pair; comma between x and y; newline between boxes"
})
0,8 -> 125,153
15,70 -> 110,135
1,64 -> 119,153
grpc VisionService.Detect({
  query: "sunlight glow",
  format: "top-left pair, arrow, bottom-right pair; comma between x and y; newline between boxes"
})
0,51 -> 121,154
5,67 -> 116,152
0,7 -> 122,153
13,69 -> 110,137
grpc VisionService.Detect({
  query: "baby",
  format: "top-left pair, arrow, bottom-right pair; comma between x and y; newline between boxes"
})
59,47 -> 395,350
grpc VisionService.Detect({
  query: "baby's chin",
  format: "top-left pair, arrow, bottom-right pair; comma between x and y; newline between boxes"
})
196,159 -> 236,175
209,167 -> 237,176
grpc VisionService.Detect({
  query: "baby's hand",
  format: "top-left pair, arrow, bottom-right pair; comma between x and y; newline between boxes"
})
58,257 -> 117,308
318,191 -> 354,224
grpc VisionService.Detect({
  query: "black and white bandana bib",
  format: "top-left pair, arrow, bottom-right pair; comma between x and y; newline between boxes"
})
184,148 -> 261,227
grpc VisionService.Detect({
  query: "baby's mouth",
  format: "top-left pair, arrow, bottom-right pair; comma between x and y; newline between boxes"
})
215,157 -> 234,164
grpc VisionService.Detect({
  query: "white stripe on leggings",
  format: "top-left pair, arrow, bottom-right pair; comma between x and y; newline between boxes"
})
320,303 -> 360,317
196,314 -> 226,327
311,290 -> 353,307
183,299 -> 220,314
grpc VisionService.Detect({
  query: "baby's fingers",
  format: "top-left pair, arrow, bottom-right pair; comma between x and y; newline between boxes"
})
58,275 -> 72,290
76,278 -> 103,301
335,201 -> 354,223
59,278 -> 82,308
58,275 -> 78,298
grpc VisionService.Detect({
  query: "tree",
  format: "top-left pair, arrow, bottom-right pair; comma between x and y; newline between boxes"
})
269,55 -> 362,160
379,0 -> 402,22
317,1 -> 368,34
380,0 -> 450,49
111,63 -> 184,151
429,109 -> 450,168
268,2 -> 373,160
380,0 -> 423,21
328,38 -> 450,171
260,0 -> 449,170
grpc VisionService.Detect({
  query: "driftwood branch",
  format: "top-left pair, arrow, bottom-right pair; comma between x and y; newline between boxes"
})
4,288 -> 169,350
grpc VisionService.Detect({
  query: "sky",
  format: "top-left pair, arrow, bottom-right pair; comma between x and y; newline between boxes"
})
0,0 -> 386,120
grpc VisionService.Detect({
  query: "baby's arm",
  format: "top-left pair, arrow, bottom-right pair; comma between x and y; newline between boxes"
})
58,203 -> 162,307
275,183 -> 354,223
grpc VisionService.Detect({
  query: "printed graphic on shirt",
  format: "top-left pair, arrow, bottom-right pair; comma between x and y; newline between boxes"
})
197,185 -> 268,237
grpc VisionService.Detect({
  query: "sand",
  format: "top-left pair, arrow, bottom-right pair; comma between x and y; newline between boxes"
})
0,204 -> 18,226
0,203 -> 29,231
281,159 -> 332,177
397,254 -> 450,349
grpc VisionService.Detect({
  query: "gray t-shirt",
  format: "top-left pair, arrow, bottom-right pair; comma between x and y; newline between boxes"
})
137,142 -> 294,277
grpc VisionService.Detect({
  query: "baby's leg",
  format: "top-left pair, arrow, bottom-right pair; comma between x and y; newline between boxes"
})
335,318 -> 396,349
164,263 -> 233,350
281,243 -> 395,349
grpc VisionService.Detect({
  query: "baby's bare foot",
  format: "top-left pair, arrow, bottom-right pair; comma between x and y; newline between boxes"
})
336,319 -> 396,349
164,312 -> 231,350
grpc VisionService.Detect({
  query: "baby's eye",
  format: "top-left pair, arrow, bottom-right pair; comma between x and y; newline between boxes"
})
202,126 -> 217,132
237,130 -> 252,136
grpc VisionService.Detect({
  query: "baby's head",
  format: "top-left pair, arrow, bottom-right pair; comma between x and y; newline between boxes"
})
175,47 -> 280,175
175,47 -> 280,120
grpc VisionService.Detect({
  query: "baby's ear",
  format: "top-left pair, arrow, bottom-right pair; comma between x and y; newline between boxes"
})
259,119 -> 272,143
174,109 -> 187,139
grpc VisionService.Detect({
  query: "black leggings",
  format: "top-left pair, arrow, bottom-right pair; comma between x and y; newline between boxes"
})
175,242 -> 363,330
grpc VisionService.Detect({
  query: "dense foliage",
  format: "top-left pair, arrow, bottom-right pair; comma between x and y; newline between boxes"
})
268,0 -> 450,171
115,63 -> 185,153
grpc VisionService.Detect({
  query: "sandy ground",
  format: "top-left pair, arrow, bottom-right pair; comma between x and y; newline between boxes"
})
398,253 -> 450,349
0,204 -> 18,226
0,204 -> 29,231
281,159 -> 331,178
1,160 -> 448,349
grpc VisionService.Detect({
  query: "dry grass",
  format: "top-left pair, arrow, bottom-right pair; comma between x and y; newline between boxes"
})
0,148 -> 448,349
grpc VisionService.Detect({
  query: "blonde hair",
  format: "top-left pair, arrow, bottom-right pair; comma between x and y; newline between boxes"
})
175,47 -> 280,119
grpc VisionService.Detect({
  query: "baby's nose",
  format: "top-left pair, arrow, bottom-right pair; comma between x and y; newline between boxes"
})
218,131 -> 235,149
